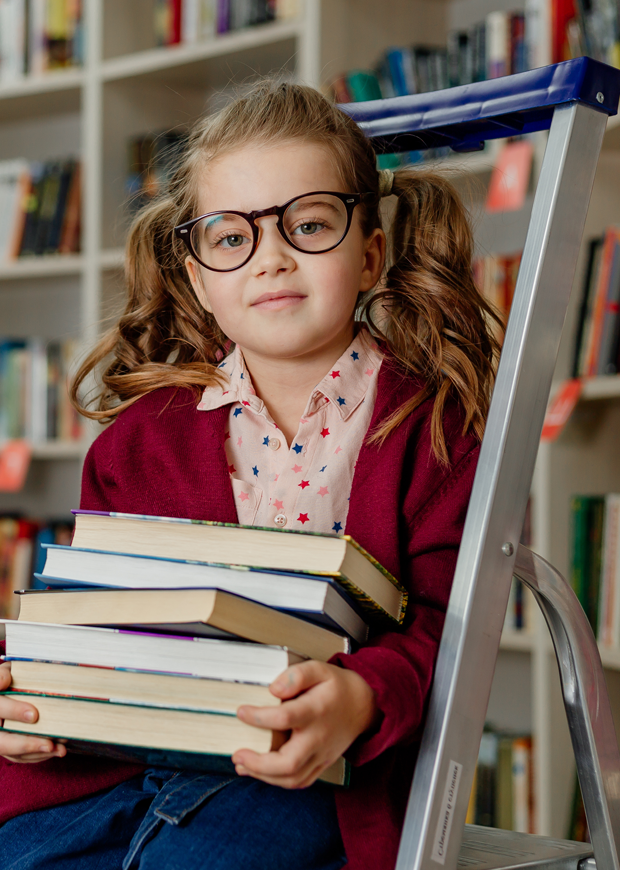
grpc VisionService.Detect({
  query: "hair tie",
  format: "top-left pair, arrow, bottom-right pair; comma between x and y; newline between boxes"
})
378,169 -> 395,197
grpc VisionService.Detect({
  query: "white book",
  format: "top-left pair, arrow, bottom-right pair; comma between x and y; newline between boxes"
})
486,11 -> 509,80
28,0 -> 47,74
0,158 -> 29,261
39,544 -> 369,643
525,0 -> 552,70
3,620 -> 305,685
181,0 -> 199,43
0,0 -> 25,83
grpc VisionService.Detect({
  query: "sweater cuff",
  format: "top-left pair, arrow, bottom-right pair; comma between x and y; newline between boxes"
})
329,646 -> 425,767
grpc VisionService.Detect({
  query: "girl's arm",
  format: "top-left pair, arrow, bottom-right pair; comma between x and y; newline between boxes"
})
233,444 -> 479,787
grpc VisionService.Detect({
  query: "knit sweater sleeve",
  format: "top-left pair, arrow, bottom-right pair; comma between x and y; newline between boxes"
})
330,443 -> 479,767
80,425 -> 118,512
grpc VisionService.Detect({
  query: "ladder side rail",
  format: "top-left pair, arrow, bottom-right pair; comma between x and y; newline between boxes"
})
395,101 -> 607,870
514,545 -> 620,870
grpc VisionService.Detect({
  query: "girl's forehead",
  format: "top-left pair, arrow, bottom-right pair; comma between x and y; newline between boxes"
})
195,141 -> 347,213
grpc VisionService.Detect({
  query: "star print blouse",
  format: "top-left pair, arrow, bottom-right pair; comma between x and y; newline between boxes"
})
196,329 -> 383,535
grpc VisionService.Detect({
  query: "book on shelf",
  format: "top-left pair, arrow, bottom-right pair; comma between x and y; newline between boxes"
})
0,337 -> 83,445
571,228 -> 620,378
469,728 -> 535,833
126,130 -> 188,215
16,587 -> 355,659
0,0 -> 83,83
0,159 -> 30,262
0,158 -> 81,261
38,545 -> 369,641
0,516 -> 73,618
153,0 -> 298,46
68,510 -> 407,624
568,493 -> 620,644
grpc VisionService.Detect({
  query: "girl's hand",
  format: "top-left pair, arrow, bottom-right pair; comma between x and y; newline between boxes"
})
0,663 -> 66,763
232,660 -> 378,789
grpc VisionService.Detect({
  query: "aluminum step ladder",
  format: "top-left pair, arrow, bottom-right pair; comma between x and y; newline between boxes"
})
341,57 -> 620,870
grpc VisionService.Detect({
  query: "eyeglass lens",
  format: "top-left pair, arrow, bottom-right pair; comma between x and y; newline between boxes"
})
190,193 -> 350,270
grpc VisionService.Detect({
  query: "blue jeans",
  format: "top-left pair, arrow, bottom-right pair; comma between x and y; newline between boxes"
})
0,769 -> 347,869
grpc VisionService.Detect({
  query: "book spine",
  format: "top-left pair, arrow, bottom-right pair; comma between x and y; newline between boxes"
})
596,229 -> 620,375
486,11 -> 509,79
586,228 -> 618,376
525,0 -> 552,69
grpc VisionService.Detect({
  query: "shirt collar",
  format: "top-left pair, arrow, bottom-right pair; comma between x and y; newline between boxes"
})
308,328 -> 383,421
196,328 -> 383,422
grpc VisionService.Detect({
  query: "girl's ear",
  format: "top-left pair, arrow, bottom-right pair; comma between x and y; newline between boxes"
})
360,228 -> 386,294
185,256 -> 213,314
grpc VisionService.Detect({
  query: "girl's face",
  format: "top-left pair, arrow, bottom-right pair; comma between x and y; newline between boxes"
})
185,141 -> 385,367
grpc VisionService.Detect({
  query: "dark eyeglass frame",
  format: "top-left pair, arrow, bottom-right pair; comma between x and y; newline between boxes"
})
173,190 -> 364,273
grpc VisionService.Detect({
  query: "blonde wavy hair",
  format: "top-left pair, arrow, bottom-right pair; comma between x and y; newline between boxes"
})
71,79 -> 502,464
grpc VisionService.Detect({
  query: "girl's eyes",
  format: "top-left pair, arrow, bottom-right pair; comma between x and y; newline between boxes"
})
212,231 -> 251,249
290,219 -> 329,236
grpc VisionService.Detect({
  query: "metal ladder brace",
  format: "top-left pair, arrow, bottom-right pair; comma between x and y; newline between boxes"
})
341,57 -> 620,870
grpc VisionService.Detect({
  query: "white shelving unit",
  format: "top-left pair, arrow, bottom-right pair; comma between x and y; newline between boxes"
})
3,0 -> 620,846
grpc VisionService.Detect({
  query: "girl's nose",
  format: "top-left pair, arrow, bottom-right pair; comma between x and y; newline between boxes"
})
251,216 -> 296,277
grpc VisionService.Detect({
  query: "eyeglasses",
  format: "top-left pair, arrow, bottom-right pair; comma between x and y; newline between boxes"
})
174,190 -> 363,273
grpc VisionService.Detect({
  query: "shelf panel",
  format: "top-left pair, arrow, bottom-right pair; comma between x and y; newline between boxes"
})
0,255 -> 84,281
599,645 -> 620,671
581,376 -> 620,400
500,629 -> 534,652
31,441 -> 88,460
101,21 -> 302,86
99,248 -> 125,271
0,69 -> 83,121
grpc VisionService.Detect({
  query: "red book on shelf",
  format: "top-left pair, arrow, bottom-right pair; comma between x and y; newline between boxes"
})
485,141 -> 533,214
552,0 -> 576,64
584,227 -> 620,376
168,0 -> 182,44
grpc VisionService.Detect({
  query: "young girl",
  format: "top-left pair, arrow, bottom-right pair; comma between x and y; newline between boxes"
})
0,81 -> 500,870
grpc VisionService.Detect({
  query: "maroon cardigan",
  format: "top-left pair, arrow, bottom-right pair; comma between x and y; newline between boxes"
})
0,357 -> 479,870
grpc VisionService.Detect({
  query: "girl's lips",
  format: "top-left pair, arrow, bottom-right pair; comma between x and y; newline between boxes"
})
251,291 -> 306,310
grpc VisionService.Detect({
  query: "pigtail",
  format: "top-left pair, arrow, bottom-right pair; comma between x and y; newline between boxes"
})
361,168 -> 503,464
70,192 -> 228,421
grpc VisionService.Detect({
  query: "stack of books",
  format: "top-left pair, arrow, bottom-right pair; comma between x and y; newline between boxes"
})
2,510 -> 407,784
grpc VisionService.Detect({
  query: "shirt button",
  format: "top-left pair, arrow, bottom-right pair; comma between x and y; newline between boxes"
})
268,438 -> 281,451
274,513 -> 287,527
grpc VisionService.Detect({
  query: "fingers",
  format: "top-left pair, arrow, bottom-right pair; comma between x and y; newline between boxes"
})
233,731 -> 338,789
0,662 -> 12,691
237,691 -> 320,732
269,660 -> 331,700
0,731 -> 66,764
0,695 -> 39,726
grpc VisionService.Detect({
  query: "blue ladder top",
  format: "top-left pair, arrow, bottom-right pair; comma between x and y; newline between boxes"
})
338,57 -> 620,153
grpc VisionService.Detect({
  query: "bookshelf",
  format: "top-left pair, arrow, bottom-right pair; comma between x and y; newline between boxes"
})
2,0 -> 620,847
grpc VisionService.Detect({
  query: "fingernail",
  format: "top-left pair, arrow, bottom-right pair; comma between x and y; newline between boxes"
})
236,765 -> 247,775
23,710 -> 35,722
39,744 -> 51,753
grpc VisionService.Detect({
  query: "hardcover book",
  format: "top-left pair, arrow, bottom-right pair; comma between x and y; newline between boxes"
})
69,511 -> 407,624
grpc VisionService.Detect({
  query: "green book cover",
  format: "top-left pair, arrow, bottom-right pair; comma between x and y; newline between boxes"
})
570,496 -> 591,614
345,70 -> 383,102
495,736 -> 514,831
587,496 -> 606,631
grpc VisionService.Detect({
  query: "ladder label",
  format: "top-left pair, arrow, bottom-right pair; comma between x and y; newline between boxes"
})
431,760 -> 463,865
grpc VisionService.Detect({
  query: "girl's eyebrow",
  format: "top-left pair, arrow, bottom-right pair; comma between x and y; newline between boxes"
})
203,213 -> 234,228
287,199 -> 340,213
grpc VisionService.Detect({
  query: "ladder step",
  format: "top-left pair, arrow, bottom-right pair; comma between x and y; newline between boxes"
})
460,826 -> 593,870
